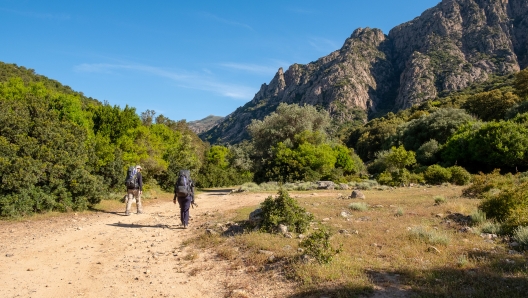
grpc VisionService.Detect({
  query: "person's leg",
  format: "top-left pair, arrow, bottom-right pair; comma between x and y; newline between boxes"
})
177,196 -> 192,227
136,190 -> 143,214
125,189 -> 134,215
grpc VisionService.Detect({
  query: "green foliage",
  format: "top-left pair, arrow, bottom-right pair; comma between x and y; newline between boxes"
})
349,202 -> 368,211
350,114 -> 405,161
260,189 -> 314,234
408,226 -> 450,246
392,108 -> 474,151
462,169 -> 516,198
423,165 -> 451,185
515,68 -> 528,99
476,178 -> 528,234
513,226 -> 528,250
371,146 -> 416,186
434,196 -> 447,205
442,121 -> 528,171
416,139 -> 440,165
470,210 -> 487,226
462,89 -> 520,121
299,226 -> 342,264
196,144 -> 253,188
0,79 -> 103,216
448,166 -> 472,185
0,64 -> 207,217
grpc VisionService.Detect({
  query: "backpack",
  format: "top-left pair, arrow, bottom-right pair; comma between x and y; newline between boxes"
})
175,170 -> 192,197
125,166 -> 139,189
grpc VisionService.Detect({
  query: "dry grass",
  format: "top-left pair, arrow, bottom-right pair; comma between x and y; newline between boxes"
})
187,186 -> 528,297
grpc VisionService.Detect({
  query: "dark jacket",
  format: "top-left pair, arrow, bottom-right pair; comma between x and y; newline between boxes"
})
136,172 -> 143,191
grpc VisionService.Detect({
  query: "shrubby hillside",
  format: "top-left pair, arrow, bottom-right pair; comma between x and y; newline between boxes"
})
0,62 -> 207,217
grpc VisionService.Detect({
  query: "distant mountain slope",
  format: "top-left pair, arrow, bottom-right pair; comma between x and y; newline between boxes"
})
187,115 -> 224,134
202,0 -> 528,144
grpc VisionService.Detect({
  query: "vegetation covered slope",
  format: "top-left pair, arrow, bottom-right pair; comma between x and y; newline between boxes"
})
0,62 -> 206,217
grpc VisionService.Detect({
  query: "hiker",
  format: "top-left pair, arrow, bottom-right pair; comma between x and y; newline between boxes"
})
125,165 -> 144,215
173,170 -> 195,228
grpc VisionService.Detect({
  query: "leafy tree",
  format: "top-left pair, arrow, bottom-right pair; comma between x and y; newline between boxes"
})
350,114 -> 405,161
442,121 -> 528,172
515,68 -> 528,99
392,108 -> 473,151
462,90 -> 520,121
416,139 -> 440,165
0,80 -> 103,216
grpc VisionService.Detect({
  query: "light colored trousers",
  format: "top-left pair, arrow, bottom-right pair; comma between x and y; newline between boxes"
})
125,189 -> 143,214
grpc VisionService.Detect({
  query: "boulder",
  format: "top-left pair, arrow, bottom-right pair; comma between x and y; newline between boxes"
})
351,190 -> 366,199
248,208 -> 263,226
317,181 -> 335,190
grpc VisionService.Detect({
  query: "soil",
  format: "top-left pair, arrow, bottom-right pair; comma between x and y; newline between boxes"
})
0,190 -> 299,298
1,190 -> 407,298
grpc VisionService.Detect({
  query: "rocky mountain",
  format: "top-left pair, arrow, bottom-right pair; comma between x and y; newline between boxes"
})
202,0 -> 528,144
187,115 -> 224,134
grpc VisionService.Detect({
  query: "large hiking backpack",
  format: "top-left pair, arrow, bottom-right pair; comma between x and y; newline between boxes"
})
175,170 -> 192,197
125,166 -> 139,189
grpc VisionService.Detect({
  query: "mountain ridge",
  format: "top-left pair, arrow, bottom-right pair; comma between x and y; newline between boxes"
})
201,0 -> 528,144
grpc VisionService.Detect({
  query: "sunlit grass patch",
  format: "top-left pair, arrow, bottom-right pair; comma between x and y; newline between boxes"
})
408,226 -> 450,245
349,202 -> 368,211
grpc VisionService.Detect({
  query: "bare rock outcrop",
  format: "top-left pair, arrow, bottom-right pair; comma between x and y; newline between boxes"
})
202,0 -> 528,145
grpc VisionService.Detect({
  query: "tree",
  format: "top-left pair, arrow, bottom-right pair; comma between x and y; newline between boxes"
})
515,68 -> 528,99
463,90 -> 520,121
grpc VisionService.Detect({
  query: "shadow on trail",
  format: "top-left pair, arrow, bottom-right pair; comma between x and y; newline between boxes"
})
198,188 -> 234,195
107,222 -> 169,229
90,208 -> 129,216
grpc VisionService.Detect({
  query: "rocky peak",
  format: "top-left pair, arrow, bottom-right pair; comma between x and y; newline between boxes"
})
202,0 -> 528,144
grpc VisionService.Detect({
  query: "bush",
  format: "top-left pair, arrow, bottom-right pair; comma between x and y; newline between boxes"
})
448,166 -> 472,185
260,189 -> 314,233
479,221 -> 502,235
470,210 -> 487,226
416,139 -> 440,165
349,202 -> 368,211
408,226 -> 450,245
479,181 -> 528,234
513,226 -> 528,250
423,165 -> 452,185
462,169 -> 517,198
434,196 -> 447,205
299,226 -> 341,264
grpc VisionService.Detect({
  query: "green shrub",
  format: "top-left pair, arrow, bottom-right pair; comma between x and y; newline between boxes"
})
349,202 -> 368,211
416,139 -> 440,165
470,210 -> 486,226
424,164 -> 452,185
299,226 -> 342,264
479,181 -> 528,234
462,169 -> 517,198
513,226 -> 528,250
434,196 -> 447,205
260,189 -> 314,234
408,226 -> 450,245
395,208 -> 404,217
448,166 -> 472,185
479,221 -> 502,234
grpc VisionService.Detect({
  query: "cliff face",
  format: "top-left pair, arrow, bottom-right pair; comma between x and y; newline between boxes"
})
202,0 -> 528,144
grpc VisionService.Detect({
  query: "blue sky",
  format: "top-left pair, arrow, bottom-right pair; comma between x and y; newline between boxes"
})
0,0 -> 440,122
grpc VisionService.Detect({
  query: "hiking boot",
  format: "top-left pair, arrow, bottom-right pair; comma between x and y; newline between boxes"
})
125,212 -> 130,216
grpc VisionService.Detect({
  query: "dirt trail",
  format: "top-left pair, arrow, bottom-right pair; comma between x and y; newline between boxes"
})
0,190 -> 288,298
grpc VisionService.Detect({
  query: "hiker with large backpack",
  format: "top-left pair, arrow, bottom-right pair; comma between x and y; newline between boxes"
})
125,165 -> 144,215
173,169 -> 195,229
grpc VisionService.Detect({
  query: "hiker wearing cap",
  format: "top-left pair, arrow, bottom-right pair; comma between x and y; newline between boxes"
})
125,165 -> 144,215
